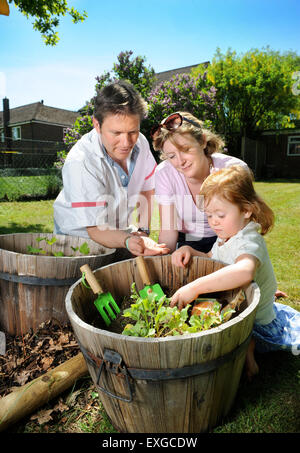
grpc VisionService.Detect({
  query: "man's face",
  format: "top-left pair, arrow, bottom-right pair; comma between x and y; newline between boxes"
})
93,113 -> 140,163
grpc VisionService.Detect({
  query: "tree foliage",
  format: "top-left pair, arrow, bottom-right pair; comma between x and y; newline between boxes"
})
63,50 -> 218,151
64,51 -> 157,148
97,50 -> 157,100
192,47 -> 300,146
61,47 -> 300,163
145,72 -> 217,139
9,0 -> 87,45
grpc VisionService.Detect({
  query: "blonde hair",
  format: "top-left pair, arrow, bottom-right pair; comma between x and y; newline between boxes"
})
152,111 -> 225,160
199,165 -> 274,235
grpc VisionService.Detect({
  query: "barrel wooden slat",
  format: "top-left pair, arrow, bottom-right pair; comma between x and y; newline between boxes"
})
66,255 -> 260,433
0,233 -> 116,335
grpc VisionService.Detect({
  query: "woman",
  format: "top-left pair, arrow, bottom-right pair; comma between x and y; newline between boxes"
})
152,111 -> 248,252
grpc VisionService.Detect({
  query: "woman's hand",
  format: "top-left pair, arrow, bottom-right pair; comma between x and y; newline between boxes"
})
170,281 -> 200,310
171,246 -> 194,268
127,235 -> 170,256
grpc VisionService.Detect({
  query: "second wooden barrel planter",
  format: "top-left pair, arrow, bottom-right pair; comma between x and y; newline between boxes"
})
0,233 -> 116,335
66,255 -> 260,433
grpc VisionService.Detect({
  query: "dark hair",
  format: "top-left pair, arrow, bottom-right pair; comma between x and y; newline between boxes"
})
93,80 -> 147,125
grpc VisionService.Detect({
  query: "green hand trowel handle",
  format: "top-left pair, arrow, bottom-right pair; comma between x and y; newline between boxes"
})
80,264 -> 104,295
136,256 -> 152,286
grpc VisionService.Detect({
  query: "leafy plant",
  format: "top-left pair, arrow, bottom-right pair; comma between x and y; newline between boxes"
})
26,245 -> 46,255
10,0 -> 87,46
144,72 -> 217,142
27,237 -> 90,257
71,242 -> 90,255
191,47 -> 300,154
121,283 -> 234,338
55,49 -> 218,167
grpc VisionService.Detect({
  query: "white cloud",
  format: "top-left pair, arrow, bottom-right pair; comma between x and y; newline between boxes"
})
3,63 -> 99,111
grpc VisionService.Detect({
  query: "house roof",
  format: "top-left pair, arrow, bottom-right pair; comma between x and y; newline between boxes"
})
0,101 -> 78,128
155,62 -> 209,84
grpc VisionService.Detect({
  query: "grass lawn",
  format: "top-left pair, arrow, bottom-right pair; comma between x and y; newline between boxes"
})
0,179 -> 299,434
0,199 -> 54,234
0,175 -> 61,202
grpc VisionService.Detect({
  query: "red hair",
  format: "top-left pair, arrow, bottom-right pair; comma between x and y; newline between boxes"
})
199,165 -> 274,235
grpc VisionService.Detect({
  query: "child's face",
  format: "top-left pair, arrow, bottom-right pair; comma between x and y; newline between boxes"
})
205,195 -> 251,241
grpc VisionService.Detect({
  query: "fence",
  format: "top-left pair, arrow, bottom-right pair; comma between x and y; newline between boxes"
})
0,138 -> 63,201
241,136 -> 267,179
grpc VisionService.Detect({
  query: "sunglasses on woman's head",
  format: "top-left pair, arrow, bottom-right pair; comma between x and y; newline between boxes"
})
150,112 -> 201,139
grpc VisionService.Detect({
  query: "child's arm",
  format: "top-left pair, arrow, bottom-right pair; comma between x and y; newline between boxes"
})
171,245 -> 212,268
158,203 -> 179,252
170,254 -> 258,310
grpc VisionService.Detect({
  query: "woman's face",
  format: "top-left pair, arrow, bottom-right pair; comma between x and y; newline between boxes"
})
162,134 -> 207,179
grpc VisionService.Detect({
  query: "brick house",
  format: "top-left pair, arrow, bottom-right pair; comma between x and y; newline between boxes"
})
0,98 -> 78,153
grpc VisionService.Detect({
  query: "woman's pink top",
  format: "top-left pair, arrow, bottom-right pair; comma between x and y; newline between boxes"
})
154,152 -> 248,240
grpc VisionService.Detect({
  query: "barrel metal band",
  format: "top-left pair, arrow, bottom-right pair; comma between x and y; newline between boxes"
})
0,271 -> 78,287
77,333 -> 252,402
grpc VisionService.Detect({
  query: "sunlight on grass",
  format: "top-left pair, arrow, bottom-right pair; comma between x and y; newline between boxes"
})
0,200 -> 54,234
254,181 -> 300,303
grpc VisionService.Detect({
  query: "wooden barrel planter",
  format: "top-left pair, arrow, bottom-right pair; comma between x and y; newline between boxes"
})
0,233 -> 116,336
66,255 -> 260,433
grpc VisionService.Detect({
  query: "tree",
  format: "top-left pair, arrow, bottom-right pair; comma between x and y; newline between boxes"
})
62,51 -> 219,154
8,0 -> 87,45
93,50 -> 156,101
64,51 -> 157,149
192,47 -> 300,153
145,72 -> 218,142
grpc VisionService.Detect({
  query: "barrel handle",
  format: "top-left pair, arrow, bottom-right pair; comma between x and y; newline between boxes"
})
96,349 -> 133,403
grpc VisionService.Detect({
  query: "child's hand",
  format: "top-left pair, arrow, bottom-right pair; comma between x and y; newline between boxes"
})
275,289 -> 288,298
170,282 -> 199,310
171,246 -> 194,268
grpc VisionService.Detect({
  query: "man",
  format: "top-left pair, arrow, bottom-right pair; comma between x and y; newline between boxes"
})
54,80 -> 169,257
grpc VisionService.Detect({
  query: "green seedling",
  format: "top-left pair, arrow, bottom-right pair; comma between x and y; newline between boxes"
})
27,245 -> 46,255
27,237 -> 90,257
121,283 -> 235,338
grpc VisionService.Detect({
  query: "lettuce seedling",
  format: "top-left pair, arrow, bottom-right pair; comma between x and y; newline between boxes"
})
121,283 -> 235,338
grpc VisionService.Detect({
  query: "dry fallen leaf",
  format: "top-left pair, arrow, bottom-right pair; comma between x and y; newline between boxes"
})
53,398 -> 69,413
66,389 -> 83,407
58,333 -> 70,344
41,356 -> 54,371
30,408 -> 53,425
0,319 -> 79,398
14,370 -> 31,386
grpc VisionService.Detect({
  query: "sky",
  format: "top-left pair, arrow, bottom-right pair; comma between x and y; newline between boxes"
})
1,0 -> 300,112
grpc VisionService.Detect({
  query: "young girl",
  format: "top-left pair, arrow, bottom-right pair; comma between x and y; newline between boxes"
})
170,165 -> 300,379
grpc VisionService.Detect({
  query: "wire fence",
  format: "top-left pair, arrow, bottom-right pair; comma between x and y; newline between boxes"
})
0,138 -> 64,201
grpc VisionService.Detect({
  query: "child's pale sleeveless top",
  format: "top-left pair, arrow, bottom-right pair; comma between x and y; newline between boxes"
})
211,221 -> 277,325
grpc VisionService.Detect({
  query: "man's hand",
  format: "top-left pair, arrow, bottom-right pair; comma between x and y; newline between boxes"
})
127,235 -> 170,256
